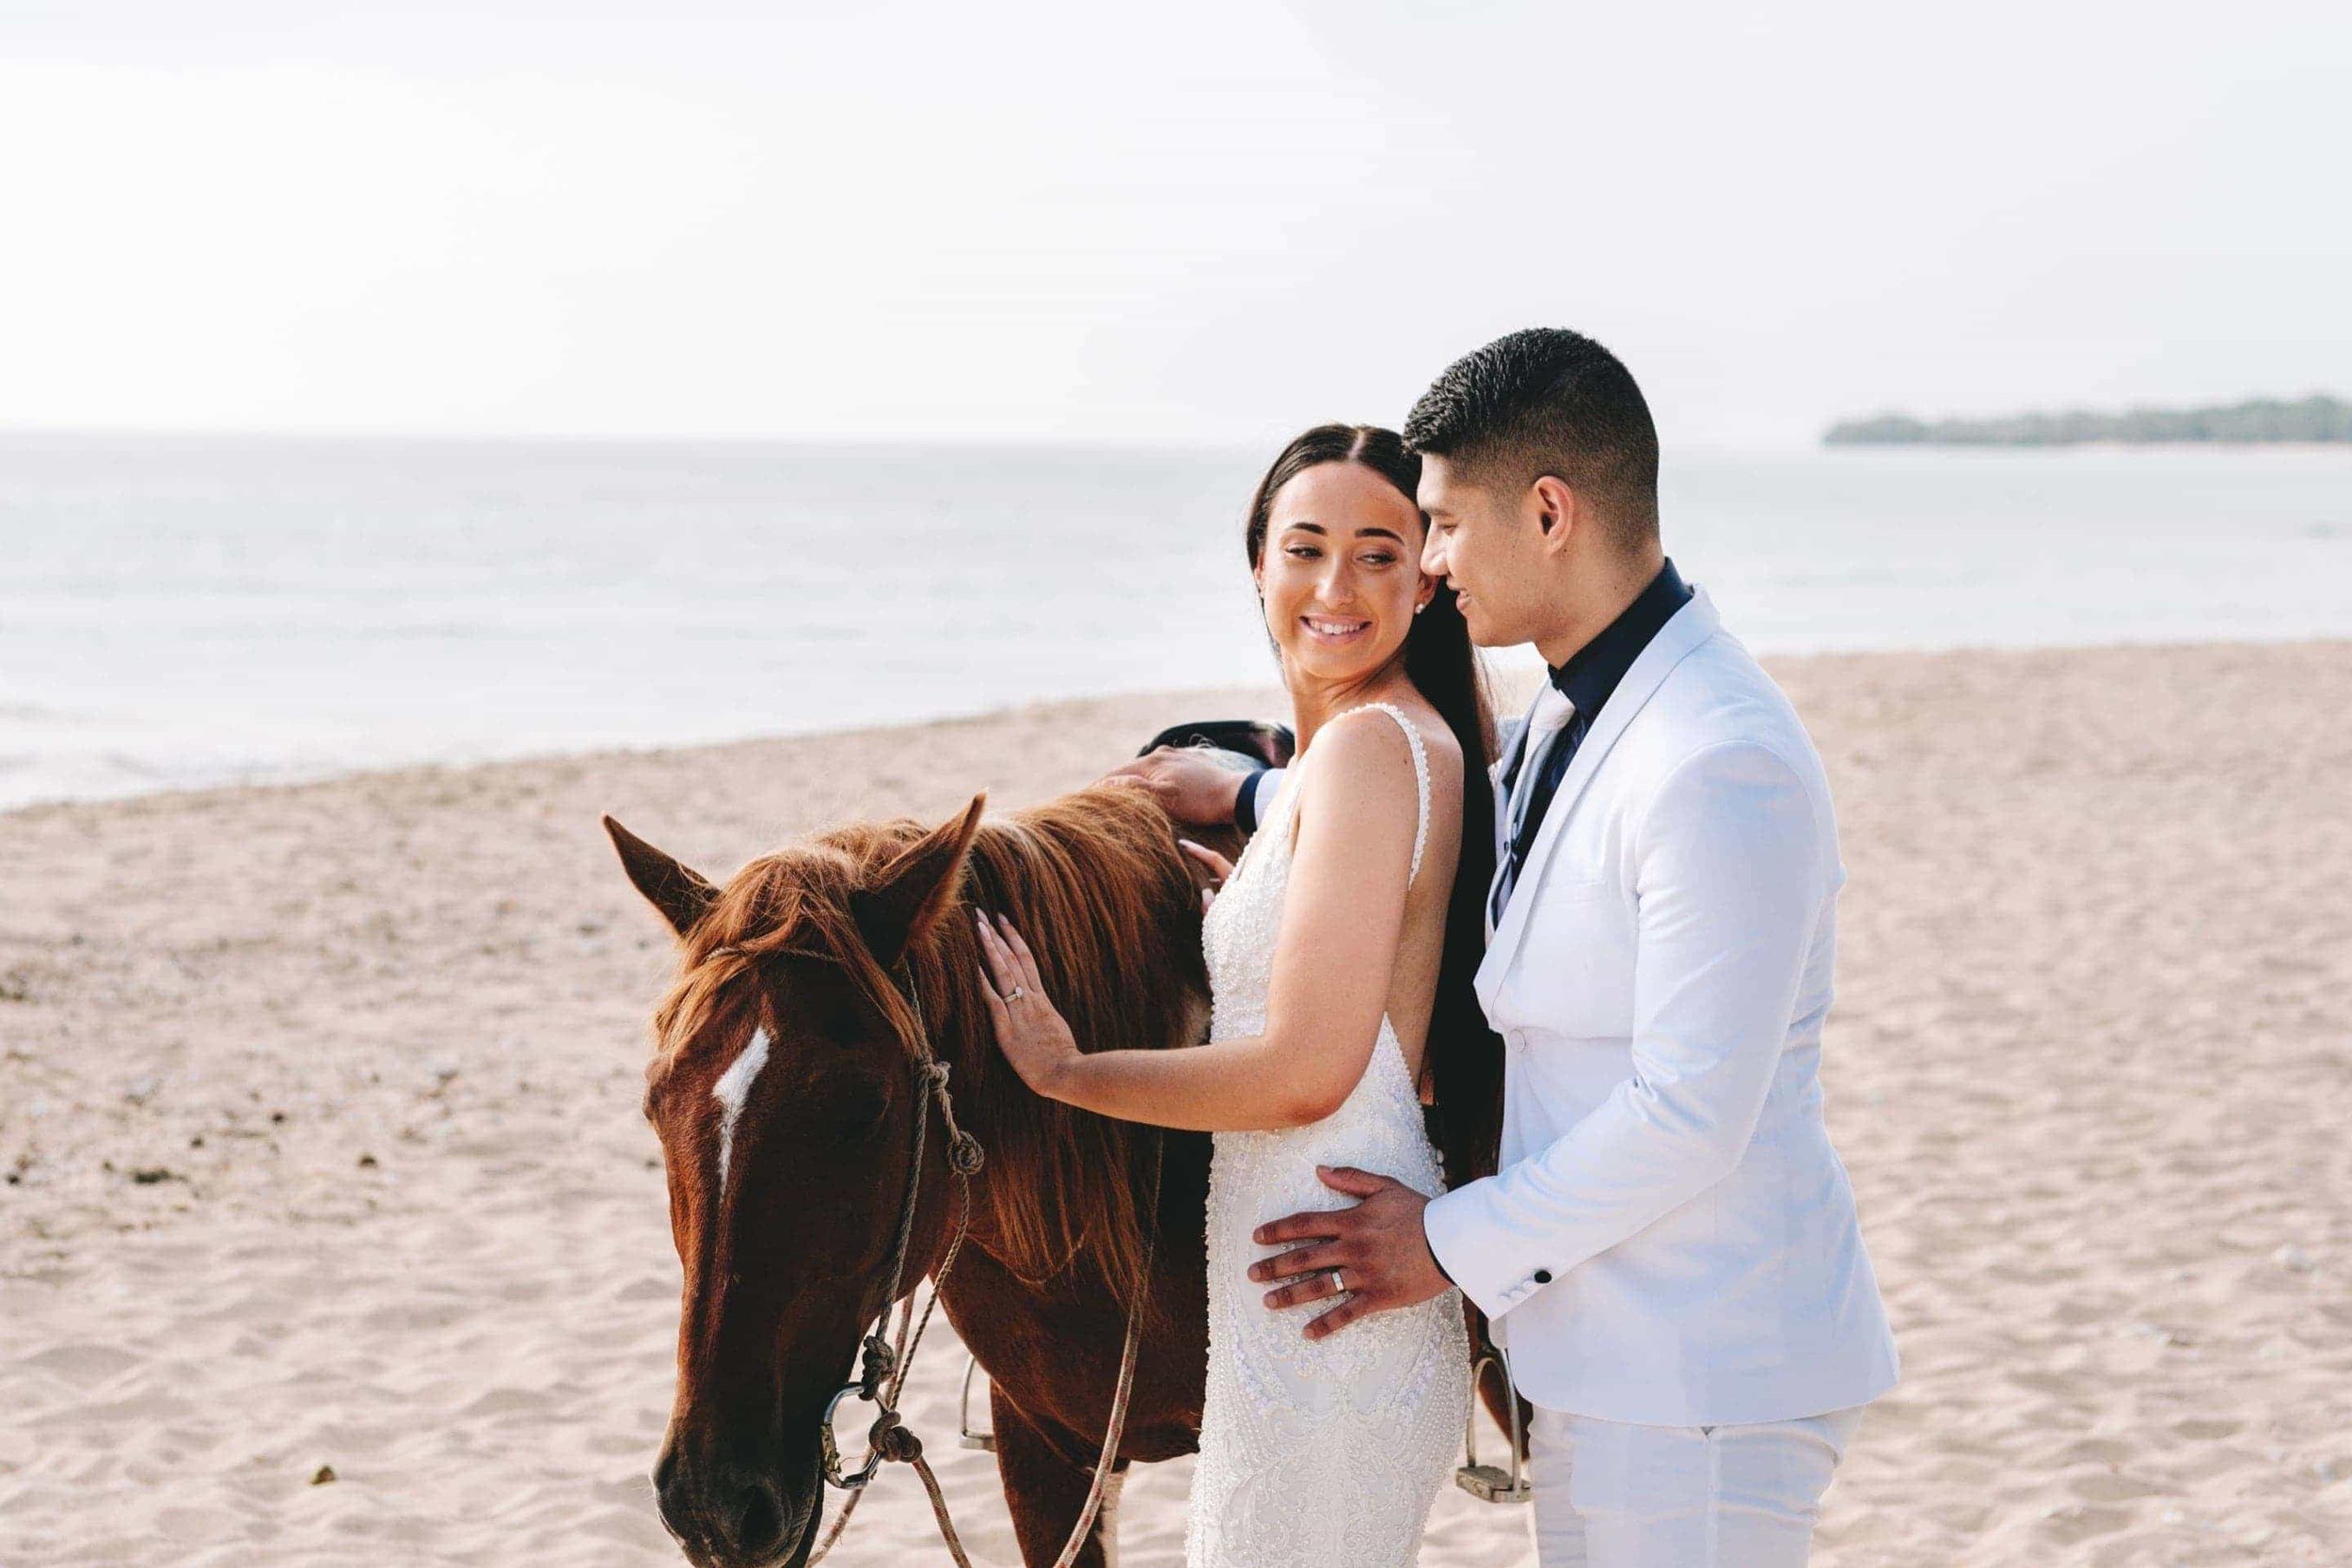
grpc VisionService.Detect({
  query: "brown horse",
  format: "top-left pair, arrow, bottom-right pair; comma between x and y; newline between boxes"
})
608,784 -> 1223,1568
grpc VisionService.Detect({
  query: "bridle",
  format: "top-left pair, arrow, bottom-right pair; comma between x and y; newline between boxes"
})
803,957 -> 1163,1568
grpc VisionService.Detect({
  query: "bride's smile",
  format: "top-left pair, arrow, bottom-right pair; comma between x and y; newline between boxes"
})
1300,614 -> 1372,645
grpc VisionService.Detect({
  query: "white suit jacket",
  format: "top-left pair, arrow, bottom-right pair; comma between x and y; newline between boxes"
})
1421,587 -> 1898,1426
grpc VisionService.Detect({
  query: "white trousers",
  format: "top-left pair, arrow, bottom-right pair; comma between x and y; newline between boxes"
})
1527,1405 -> 1865,1568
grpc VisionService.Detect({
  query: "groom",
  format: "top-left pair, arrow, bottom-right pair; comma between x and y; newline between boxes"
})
1125,329 -> 1897,1566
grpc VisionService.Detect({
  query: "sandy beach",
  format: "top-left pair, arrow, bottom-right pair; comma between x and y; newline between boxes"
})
4,641 -> 2349,1567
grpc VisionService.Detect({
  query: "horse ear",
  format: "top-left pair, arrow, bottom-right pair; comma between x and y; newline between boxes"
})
852,793 -> 985,970
603,816 -> 720,938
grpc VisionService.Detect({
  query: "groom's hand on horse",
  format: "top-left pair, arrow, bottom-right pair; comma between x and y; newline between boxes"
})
1103,746 -> 1249,829
1248,1165 -> 1451,1340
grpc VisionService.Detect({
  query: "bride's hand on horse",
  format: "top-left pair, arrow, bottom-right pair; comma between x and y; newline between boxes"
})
975,911 -> 1082,1099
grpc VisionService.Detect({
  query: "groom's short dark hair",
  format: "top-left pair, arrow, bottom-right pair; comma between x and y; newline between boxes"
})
1403,328 -> 1661,543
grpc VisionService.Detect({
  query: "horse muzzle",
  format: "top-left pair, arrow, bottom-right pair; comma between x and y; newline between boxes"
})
653,1435 -> 819,1568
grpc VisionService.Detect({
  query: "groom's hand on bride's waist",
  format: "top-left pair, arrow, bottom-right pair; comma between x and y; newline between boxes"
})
1248,1165 -> 1452,1341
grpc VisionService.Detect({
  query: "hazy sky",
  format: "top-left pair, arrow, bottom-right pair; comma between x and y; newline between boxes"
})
3,1 -> 2346,447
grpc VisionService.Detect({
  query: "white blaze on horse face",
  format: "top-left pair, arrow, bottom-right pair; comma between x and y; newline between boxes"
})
711,1026 -> 771,1191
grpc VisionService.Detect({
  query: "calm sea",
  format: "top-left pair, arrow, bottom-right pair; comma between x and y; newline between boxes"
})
2,434 -> 2346,812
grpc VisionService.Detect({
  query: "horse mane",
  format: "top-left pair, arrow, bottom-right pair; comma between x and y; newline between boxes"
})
654,784 -> 1207,1312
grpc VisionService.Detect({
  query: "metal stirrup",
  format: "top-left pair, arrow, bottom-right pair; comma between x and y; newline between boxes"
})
958,1354 -> 996,1451
1454,1346 -> 1533,1503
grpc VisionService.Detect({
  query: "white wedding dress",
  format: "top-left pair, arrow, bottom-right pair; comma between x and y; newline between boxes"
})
1184,702 -> 1470,1568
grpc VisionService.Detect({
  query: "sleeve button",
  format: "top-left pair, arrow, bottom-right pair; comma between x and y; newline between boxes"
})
1533,1269 -> 1552,1284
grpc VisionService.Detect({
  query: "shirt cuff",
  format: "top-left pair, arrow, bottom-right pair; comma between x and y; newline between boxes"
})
1232,761 -> 1272,833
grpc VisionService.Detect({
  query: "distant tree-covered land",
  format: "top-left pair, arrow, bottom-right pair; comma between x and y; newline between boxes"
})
1824,394 -> 2352,447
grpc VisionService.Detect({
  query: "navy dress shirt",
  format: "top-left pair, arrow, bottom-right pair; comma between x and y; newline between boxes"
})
1493,559 -> 1692,916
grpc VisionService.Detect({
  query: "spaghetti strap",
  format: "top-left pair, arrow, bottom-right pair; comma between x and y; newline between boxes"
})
1332,702 -> 1432,885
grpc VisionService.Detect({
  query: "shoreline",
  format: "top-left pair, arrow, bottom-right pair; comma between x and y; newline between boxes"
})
8,632 -> 2350,822
0,680 -> 1293,820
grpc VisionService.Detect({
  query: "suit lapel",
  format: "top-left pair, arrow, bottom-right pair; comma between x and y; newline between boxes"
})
1474,589 -> 1723,1009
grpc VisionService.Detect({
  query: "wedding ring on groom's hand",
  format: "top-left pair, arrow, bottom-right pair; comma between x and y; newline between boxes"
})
1329,1268 -> 1346,1296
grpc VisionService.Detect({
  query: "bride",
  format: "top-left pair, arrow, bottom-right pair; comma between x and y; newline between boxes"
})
974,422 -> 1503,1566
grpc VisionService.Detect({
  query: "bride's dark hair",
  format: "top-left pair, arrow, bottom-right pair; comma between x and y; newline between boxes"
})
1242,423 -> 1505,1188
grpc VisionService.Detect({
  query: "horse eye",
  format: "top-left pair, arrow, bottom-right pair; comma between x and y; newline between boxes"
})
826,1085 -> 889,1140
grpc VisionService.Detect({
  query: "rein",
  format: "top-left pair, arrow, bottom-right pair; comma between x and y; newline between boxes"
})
809,956 -> 1163,1568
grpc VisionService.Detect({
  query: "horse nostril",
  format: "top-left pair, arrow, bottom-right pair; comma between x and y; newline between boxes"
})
652,1445 -> 681,1504
731,1478 -> 786,1556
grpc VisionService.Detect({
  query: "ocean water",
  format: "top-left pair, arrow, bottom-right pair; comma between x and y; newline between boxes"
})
2,434 -> 2346,812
